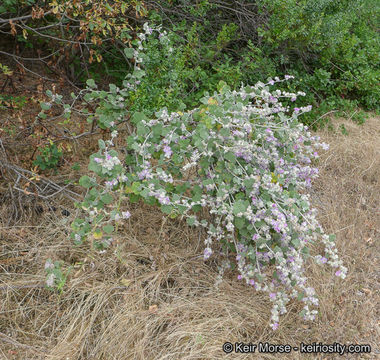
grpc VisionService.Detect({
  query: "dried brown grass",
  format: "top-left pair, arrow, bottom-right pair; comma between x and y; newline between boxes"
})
0,116 -> 379,359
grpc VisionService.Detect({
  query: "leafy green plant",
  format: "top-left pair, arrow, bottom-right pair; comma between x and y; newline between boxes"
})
60,26 -> 347,330
44,258 -> 71,292
254,0 -> 380,112
33,142 -> 63,171
0,63 -> 13,76
0,94 -> 27,109
71,162 -> 81,171
142,0 -> 379,125
0,0 -> 21,13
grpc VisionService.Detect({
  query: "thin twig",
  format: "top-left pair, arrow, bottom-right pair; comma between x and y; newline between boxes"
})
0,161 -> 82,201
0,11 -> 53,24
310,110 -> 339,127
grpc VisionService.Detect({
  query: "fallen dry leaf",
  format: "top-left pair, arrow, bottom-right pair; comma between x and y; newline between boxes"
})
149,304 -> 158,314
120,278 -> 132,287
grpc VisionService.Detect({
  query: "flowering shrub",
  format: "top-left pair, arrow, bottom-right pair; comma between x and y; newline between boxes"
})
65,24 -> 347,329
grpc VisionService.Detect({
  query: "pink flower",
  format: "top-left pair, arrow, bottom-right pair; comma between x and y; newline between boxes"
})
138,169 -> 150,180
271,323 -> 279,330
122,211 -> 131,219
163,145 -> 172,158
204,247 -> 212,260
46,273 -> 56,287
159,196 -> 170,205
44,259 -> 54,270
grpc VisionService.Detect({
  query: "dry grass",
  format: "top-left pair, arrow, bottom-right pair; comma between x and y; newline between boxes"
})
0,116 -> 379,359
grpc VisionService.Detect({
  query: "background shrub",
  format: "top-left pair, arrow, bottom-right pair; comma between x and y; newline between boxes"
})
1,0 -> 378,126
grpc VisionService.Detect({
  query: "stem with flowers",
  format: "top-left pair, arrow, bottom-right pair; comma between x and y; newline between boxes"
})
46,23 -> 347,330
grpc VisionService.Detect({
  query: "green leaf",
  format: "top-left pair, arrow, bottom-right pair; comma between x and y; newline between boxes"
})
176,205 -> 186,214
273,270 -> 280,281
199,128 -> 209,140
187,216 -> 196,226
131,182 -> 141,194
152,124 -> 163,136
297,292 -> 305,301
260,190 -> 271,202
192,204 -> 202,212
103,224 -> 114,234
224,152 -> 236,163
88,161 -> 101,173
161,205 -> 173,214
191,188 -> 202,202
192,185 -> 202,195
89,188 -> 99,197
40,102 -> 51,110
128,193 -> 140,203
291,237 -> 300,247
217,80 -> 227,92
79,176 -> 93,189
233,200 -> 249,215
101,193 -> 113,204
202,179 -> 214,186
124,47 -> 134,58
234,217 -> 245,230
109,83 -> 117,93
137,122 -> 148,136
300,200 -> 309,210
131,111 -> 146,125
219,128 -> 230,137
134,69 -> 146,79
235,192 -> 245,200
176,183 -> 189,193
86,79 -> 97,88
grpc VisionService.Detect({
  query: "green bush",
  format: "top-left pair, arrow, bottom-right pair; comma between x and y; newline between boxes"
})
126,0 -> 379,126
45,26 -> 347,329
33,142 -> 63,171
4,0 -> 377,126
254,0 -> 380,112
